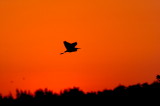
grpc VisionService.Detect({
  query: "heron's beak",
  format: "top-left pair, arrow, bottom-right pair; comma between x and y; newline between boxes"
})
60,53 -> 64,55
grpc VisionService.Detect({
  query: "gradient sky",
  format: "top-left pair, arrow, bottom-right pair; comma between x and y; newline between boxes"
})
0,0 -> 160,96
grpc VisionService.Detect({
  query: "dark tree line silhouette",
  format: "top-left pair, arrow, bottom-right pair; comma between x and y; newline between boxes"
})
0,76 -> 160,105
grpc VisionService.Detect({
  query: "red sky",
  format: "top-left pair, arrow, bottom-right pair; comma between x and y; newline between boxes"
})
0,0 -> 160,96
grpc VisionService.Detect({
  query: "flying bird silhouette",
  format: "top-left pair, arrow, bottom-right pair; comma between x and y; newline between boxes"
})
60,41 -> 80,54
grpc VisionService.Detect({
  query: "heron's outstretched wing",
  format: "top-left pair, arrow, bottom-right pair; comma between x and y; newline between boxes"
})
63,41 -> 77,50
63,41 -> 72,49
71,42 -> 77,47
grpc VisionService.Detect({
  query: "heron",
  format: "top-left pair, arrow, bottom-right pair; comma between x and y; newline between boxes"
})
60,41 -> 80,54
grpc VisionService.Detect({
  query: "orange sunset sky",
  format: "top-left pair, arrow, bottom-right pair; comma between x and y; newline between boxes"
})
0,0 -> 160,96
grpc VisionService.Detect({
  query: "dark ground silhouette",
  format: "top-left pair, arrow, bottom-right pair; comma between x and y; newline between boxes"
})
0,76 -> 160,105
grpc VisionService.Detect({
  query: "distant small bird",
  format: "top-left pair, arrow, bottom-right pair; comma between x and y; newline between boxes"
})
10,81 -> 14,83
22,77 -> 25,80
60,41 -> 80,54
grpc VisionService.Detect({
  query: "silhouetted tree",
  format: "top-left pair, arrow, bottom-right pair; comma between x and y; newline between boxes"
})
15,89 -> 33,105
156,75 -> 160,82
0,76 -> 160,105
113,85 -> 126,97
